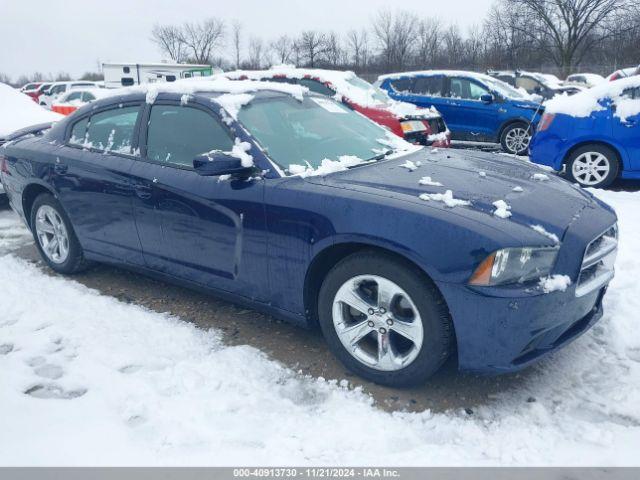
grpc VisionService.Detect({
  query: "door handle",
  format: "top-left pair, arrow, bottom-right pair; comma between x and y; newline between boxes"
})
623,120 -> 637,128
134,183 -> 153,200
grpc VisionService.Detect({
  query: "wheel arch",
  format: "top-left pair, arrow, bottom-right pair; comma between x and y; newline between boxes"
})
497,117 -> 532,143
22,182 -> 57,229
303,241 -> 451,330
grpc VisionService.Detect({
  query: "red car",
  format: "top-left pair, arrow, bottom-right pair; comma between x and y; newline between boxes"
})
223,67 -> 451,147
19,82 -> 43,102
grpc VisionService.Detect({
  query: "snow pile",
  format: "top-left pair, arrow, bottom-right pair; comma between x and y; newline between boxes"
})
513,186 -> 524,192
1,190 -> 640,465
400,160 -> 419,171
0,83 -> 62,138
492,200 -> 512,219
419,176 -> 443,187
229,139 -> 254,168
539,275 -> 572,293
419,190 -> 471,208
530,224 -> 560,244
288,155 -> 364,177
223,67 -> 441,119
532,173 -> 549,182
215,93 -> 254,119
545,75 -> 640,121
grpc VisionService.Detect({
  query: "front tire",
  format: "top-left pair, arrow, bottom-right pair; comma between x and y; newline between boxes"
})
565,144 -> 619,189
500,122 -> 531,155
30,193 -> 90,274
317,251 -> 453,387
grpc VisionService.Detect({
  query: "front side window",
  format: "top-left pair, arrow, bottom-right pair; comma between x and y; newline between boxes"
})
146,105 -> 233,167
70,106 -> 140,154
65,92 -> 82,102
298,79 -> 334,96
412,77 -> 444,97
449,78 -> 490,100
82,92 -> 96,101
237,95 -> 394,172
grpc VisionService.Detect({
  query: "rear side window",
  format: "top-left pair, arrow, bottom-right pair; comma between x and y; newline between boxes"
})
69,106 -> 140,154
146,105 -> 234,167
412,76 -> 444,97
389,78 -> 412,93
448,78 -> 490,100
66,92 -> 82,102
298,79 -> 334,96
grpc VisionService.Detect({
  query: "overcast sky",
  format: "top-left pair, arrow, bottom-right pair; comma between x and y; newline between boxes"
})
1,0 -> 494,80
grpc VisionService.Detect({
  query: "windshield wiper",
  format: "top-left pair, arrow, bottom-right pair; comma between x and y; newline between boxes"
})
365,149 -> 394,162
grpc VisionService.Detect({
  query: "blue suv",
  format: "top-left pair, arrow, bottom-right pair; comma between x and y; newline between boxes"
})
530,78 -> 640,188
377,70 -> 544,155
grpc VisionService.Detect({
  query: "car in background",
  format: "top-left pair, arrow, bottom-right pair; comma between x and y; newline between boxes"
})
0,78 -> 618,387
39,81 -> 101,109
530,76 -> 640,188
488,70 -> 583,99
565,73 -> 605,88
222,67 -> 451,147
378,70 -> 543,155
31,83 -> 53,103
51,88 -> 111,115
607,66 -> 639,82
20,82 -> 43,101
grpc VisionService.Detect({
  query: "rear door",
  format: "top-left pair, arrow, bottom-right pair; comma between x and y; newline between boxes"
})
442,76 -> 499,141
51,103 -> 144,264
131,99 -> 269,299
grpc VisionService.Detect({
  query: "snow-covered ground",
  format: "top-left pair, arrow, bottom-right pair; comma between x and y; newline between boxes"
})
0,188 -> 639,466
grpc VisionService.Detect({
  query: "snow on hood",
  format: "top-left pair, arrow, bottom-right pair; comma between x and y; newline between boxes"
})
304,147 -> 604,241
0,82 -> 63,138
544,75 -> 640,121
222,66 -> 441,119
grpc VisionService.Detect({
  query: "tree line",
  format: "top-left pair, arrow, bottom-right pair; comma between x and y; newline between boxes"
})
3,0 -> 639,87
151,0 -> 640,79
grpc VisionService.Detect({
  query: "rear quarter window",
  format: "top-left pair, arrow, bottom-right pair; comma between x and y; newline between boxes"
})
389,78 -> 413,93
69,106 -> 140,154
412,76 -> 444,97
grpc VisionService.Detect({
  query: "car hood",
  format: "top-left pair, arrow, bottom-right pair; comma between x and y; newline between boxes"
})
304,148 -> 606,242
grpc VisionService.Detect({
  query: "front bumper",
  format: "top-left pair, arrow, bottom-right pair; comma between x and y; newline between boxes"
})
438,281 -> 606,373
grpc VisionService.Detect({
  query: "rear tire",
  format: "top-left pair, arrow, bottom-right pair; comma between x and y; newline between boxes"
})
317,250 -> 453,387
500,121 -> 531,155
30,193 -> 90,274
565,144 -> 619,189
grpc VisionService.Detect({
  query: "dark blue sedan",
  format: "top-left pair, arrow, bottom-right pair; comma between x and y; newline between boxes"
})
0,80 -> 618,387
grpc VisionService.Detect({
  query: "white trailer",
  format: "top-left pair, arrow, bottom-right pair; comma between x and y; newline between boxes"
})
102,63 -> 217,89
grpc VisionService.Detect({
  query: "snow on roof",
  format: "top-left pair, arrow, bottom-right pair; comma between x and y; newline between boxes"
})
378,69 -> 502,84
0,83 -> 62,137
222,66 -> 440,118
544,75 -> 640,120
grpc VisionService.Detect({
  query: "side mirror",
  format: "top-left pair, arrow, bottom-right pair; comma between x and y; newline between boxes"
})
193,151 -> 254,177
480,94 -> 494,104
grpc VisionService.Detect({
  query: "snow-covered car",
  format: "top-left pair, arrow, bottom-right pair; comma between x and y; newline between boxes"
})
0,78 -> 618,387
607,66 -> 640,82
39,81 -> 101,109
221,67 -> 451,147
19,82 -> 44,102
565,73 -> 605,88
488,70 -> 584,99
378,70 -> 543,155
0,83 -> 62,200
51,88 -> 111,116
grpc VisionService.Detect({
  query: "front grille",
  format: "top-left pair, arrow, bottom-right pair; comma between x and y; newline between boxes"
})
575,224 -> 618,297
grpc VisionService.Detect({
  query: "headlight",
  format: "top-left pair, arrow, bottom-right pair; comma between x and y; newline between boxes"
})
469,247 -> 559,286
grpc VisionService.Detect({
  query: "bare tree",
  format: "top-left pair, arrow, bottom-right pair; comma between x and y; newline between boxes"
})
270,35 -> 293,64
231,20 -> 242,69
247,37 -> 265,69
502,0 -> 632,75
372,9 -> 395,69
0,72 -> 12,86
442,25 -> 465,68
179,18 -> 226,64
415,17 -> 441,68
346,29 -> 369,70
323,31 -> 343,67
298,31 -> 326,67
151,24 -> 188,63
393,11 -> 418,69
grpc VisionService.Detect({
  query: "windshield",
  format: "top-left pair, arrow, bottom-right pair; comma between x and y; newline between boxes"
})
345,75 -> 390,104
483,76 -> 529,100
237,95 -> 396,172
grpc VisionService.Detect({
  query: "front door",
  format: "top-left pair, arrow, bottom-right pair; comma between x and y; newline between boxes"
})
443,77 -> 499,142
613,87 -> 640,171
131,101 -> 269,300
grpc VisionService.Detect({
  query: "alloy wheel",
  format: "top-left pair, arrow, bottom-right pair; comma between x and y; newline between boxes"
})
505,127 -> 531,154
35,205 -> 70,264
332,274 -> 424,371
571,152 -> 610,186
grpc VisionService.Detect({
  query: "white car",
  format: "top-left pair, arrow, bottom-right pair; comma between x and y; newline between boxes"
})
51,88 -> 111,115
38,81 -> 101,109
565,73 -> 605,88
